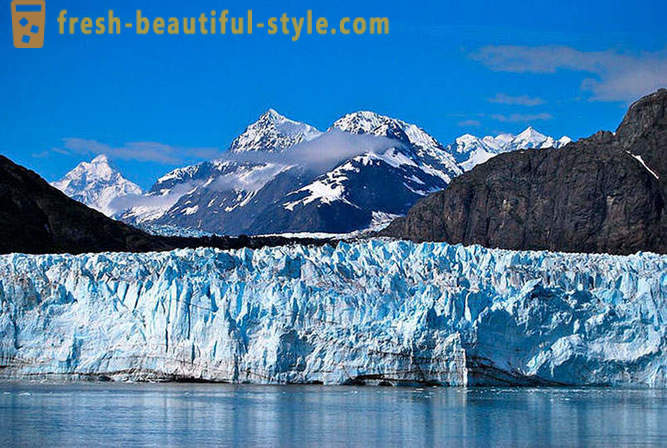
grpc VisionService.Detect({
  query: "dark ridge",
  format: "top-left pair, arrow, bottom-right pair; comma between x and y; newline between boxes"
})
382,89 -> 666,255
0,154 -> 337,255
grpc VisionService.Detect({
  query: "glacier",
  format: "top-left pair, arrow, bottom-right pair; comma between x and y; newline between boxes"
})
0,240 -> 664,387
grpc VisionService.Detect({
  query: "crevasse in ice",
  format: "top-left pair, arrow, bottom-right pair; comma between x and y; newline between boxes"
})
0,240 -> 664,386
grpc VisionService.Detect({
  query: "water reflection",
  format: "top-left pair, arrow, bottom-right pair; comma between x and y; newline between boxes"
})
0,384 -> 664,447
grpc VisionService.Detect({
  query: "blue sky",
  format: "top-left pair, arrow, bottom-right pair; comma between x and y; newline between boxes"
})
2,0 -> 665,189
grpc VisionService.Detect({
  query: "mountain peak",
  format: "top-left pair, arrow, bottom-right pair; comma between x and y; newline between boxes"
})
512,127 -> 556,149
516,126 -> 546,140
261,108 -> 285,121
51,155 -> 142,216
332,109 -> 461,167
616,88 -> 667,148
349,110 -> 386,119
457,133 -> 480,143
91,154 -> 110,164
67,155 -> 116,181
229,110 -> 321,153
332,111 -> 398,135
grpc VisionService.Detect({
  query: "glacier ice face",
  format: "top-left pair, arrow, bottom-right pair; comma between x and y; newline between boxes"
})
0,241 -> 664,387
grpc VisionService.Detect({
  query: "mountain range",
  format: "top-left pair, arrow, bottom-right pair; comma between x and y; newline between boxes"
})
53,110 -> 570,235
450,127 -> 571,171
3,90 -> 664,255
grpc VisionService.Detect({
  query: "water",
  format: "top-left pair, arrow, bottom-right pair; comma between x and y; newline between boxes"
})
0,384 -> 664,447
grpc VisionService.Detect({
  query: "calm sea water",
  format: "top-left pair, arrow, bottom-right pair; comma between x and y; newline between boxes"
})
0,383 -> 664,447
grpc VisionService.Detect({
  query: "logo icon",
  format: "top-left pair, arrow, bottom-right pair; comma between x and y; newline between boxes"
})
11,0 -> 45,48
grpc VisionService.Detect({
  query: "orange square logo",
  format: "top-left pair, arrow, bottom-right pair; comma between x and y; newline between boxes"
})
11,0 -> 45,48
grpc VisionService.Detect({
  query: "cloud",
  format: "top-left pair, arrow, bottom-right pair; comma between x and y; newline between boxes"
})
56,130 -> 399,172
83,131 -> 405,205
58,138 -> 224,164
471,45 -> 667,102
488,93 -> 544,106
457,119 -> 481,127
207,130 -> 403,174
31,150 -> 50,158
491,113 -> 553,123
285,130 -> 402,170
108,182 -> 194,216
208,163 -> 290,193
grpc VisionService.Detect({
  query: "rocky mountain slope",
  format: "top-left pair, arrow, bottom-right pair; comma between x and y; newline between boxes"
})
382,89 -> 666,255
51,154 -> 142,216
0,155 -> 168,254
1,241 -> 663,387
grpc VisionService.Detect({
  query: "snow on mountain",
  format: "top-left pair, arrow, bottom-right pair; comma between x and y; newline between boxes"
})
273,147 -> 452,233
254,111 -> 465,233
1,241 -> 663,387
451,126 -> 572,171
109,111 -> 571,235
117,110 -> 465,235
51,154 -> 142,216
229,109 -> 321,153
114,162 -> 210,224
117,159 -> 294,227
513,126 -> 552,148
332,110 -> 461,177
117,110 -> 317,227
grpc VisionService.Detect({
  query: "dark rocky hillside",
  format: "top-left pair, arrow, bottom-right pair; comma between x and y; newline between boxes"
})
0,155 -> 334,255
382,89 -> 666,255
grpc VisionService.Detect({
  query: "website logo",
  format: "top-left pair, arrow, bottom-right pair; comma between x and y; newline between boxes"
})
11,0 -> 45,48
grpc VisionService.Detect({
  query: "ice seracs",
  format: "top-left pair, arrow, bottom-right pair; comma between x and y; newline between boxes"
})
0,241 -> 663,387
51,154 -> 142,216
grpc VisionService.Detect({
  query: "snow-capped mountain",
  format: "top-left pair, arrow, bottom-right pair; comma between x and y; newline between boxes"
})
117,159 -> 293,226
117,109 -> 463,235
451,126 -> 572,171
332,111 -> 462,180
117,110 -> 311,227
229,108 -> 321,153
51,154 -> 142,216
251,111 -> 464,234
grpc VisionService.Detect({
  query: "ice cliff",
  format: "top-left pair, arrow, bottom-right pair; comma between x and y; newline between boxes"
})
0,241 -> 664,387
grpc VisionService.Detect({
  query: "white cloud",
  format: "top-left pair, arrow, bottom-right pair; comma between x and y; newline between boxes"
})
108,182 -> 194,214
488,93 -> 544,106
59,138 -> 224,164
457,119 -> 481,127
57,130 -> 399,171
471,45 -> 667,102
210,130 -> 403,173
491,113 -> 553,123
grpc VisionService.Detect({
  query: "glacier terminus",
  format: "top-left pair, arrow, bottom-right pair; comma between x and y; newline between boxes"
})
0,240 -> 664,387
